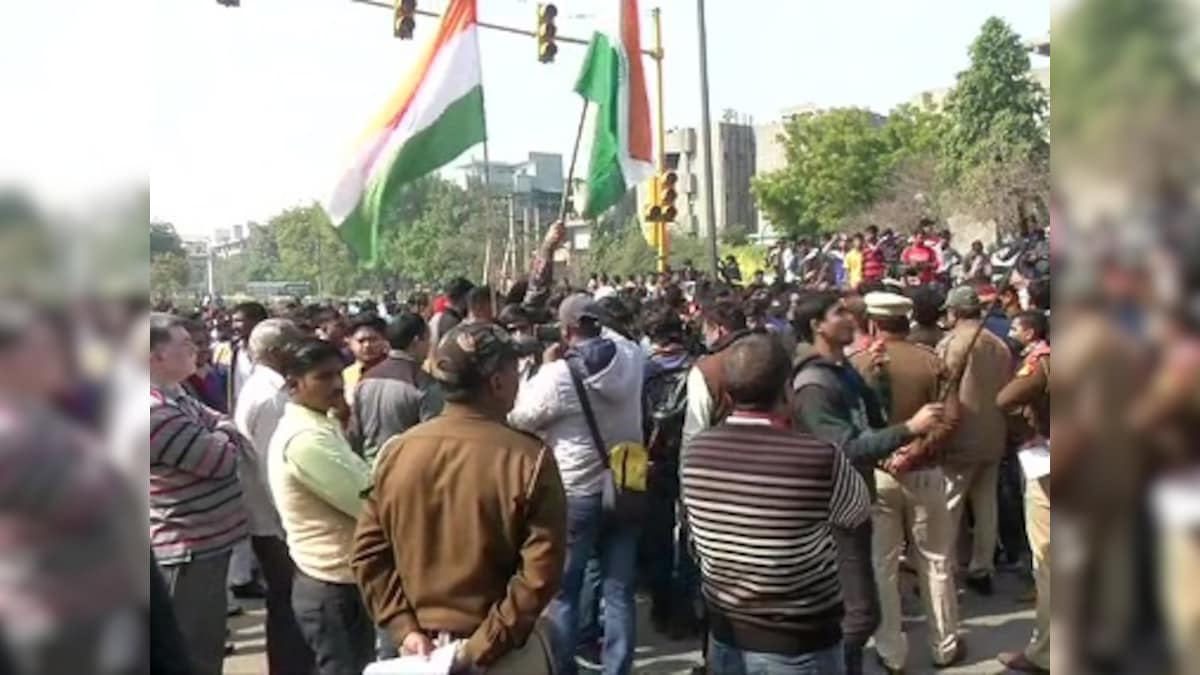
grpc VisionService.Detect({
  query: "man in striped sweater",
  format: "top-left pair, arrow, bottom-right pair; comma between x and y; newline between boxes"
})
681,333 -> 870,675
149,313 -> 249,675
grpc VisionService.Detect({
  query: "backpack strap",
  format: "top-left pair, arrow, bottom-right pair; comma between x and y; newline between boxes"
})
566,359 -> 610,468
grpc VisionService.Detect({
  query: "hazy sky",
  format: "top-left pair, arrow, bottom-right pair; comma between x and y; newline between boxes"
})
151,0 -> 1048,237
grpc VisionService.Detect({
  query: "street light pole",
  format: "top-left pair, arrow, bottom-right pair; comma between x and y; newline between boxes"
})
695,0 -> 719,274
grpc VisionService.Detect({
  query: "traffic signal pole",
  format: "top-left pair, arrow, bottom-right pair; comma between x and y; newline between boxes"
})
651,7 -> 668,273
350,0 -> 593,48
695,0 -> 719,275
349,0 -> 672,269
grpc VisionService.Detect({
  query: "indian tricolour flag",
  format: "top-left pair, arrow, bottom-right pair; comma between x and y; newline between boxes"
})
325,0 -> 485,265
574,0 -> 655,219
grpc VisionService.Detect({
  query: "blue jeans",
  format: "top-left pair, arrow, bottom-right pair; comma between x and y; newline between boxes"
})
708,638 -> 846,675
548,494 -> 640,675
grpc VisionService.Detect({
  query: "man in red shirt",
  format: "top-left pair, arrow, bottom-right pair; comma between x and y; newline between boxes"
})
863,226 -> 887,283
901,234 -> 937,285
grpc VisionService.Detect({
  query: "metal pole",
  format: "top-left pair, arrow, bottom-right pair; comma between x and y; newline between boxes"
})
506,194 -> 516,281
480,140 -> 496,287
206,245 -> 215,297
316,234 -> 324,297
521,205 -> 530,271
695,0 -> 719,274
533,204 -> 542,253
652,7 -> 668,273
349,0 -> 656,55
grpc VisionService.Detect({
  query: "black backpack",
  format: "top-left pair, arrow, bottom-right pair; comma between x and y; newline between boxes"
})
642,363 -> 692,463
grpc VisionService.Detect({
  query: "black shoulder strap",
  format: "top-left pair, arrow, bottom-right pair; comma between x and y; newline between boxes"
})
566,358 -> 610,467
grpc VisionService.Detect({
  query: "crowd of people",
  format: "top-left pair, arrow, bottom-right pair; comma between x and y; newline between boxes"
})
140,217 -> 1069,675
128,211 -> 1195,675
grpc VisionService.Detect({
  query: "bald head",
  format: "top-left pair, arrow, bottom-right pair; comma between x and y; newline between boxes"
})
724,333 -> 790,412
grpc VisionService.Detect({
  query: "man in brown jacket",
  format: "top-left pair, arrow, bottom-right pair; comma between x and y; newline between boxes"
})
937,286 -> 1014,596
995,310 -> 1051,674
682,297 -> 752,450
849,292 -> 963,673
352,323 -> 567,674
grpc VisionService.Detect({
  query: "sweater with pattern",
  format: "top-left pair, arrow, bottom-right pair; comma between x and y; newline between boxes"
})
681,414 -> 870,655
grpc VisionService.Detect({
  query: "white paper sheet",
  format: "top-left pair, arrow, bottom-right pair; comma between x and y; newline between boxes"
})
363,642 -> 458,675
1018,444 -> 1051,480
1153,472 -> 1200,528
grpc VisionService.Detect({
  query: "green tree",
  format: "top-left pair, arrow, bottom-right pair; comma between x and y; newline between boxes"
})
150,220 -> 185,256
215,221 -> 279,294
271,204 -> 358,296
151,253 -> 191,296
149,221 -> 190,295
584,218 -> 657,277
719,223 -> 752,247
1051,0 -> 1200,182
374,177 -> 487,285
943,17 -> 1049,179
882,102 -> 950,167
751,108 -> 899,237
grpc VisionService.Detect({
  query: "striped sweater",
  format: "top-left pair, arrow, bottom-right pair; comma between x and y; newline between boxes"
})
150,384 -> 248,566
680,413 -> 870,655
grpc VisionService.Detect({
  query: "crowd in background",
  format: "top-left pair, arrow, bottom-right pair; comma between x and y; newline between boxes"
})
9,209 -> 1198,675
137,215 -> 1083,675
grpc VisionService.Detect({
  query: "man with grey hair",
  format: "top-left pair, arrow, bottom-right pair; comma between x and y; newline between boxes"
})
233,318 -> 314,675
150,312 -> 249,675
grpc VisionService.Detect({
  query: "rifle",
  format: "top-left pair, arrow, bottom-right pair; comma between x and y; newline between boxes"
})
938,238 -> 1033,402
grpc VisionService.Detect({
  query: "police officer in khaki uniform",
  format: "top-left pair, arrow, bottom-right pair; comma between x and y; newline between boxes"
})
996,310 -> 1051,674
849,292 -> 963,673
937,286 -> 1012,595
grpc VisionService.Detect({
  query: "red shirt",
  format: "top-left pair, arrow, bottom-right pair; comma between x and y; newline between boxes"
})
862,245 -> 886,281
901,243 -> 936,284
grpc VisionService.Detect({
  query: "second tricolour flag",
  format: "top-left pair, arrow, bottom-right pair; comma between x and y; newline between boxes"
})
325,0 -> 486,266
574,0 -> 655,219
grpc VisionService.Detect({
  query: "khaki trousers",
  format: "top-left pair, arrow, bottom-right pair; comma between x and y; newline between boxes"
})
1160,525 -> 1200,674
872,468 -> 960,669
945,461 -> 1000,578
1024,476 -> 1051,670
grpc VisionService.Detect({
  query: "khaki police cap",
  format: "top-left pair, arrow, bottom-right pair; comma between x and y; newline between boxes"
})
863,291 -> 913,318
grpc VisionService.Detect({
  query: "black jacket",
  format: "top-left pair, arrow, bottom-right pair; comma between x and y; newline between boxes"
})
790,344 -> 911,495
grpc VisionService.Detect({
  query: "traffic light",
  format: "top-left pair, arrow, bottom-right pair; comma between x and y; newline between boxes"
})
394,0 -> 416,40
658,171 -> 678,222
643,171 -> 678,222
537,3 -> 558,63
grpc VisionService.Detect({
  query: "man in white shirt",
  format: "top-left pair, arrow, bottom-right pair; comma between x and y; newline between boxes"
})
234,318 -> 314,675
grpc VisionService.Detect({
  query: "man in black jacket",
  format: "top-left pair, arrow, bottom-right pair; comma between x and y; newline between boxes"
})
790,291 -> 944,675
348,312 -> 443,465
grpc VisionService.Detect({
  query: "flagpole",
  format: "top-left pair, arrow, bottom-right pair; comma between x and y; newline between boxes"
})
560,99 -> 590,221
480,138 -> 502,315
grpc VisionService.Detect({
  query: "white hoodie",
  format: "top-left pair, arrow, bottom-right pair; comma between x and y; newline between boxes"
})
508,330 -> 646,497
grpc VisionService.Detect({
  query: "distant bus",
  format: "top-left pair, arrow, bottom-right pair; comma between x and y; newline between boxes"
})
245,281 -> 313,298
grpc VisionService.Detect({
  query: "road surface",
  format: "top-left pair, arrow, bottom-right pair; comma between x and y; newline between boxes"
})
223,568 -> 1039,674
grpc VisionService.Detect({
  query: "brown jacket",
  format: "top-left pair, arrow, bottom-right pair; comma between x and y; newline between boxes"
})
1052,314 -> 1145,510
351,404 -> 566,669
850,337 -> 952,470
996,342 -> 1050,443
908,325 -> 944,350
695,329 -> 754,426
937,320 -> 1013,467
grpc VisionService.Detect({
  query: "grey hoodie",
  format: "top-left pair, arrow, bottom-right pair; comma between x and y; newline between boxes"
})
508,330 -> 646,496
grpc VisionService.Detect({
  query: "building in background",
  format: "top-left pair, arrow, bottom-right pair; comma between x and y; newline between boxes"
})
643,112 -> 758,240
449,152 -> 566,277
182,237 -> 210,295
